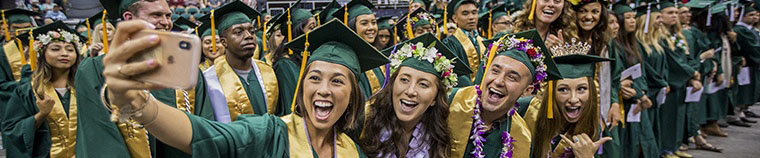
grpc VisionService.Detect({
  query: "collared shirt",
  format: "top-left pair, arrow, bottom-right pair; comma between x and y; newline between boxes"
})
462,28 -> 482,57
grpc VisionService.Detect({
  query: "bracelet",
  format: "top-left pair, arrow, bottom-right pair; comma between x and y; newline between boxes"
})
100,84 -> 155,128
141,99 -> 160,128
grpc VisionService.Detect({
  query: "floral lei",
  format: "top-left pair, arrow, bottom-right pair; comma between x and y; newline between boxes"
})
410,12 -> 435,27
470,36 -> 546,158
35,29 -> 82,53
671,34 -> 688,52
389,41 -> 458,89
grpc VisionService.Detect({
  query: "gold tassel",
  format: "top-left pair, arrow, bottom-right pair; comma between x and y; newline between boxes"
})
28,29 -> 36,71
262,22 -> 268,52
85,19 -> 91,45
343,6 -> 348,24
443,7 -> 448,35
257,16 -> 261,28
194,26 -> 199,36
287,8 -> 293,55
547,80 -> 554,119
479,35 -> 508,95
619,90 -> 625,128
393,26 -> 398,44
405,17 -> 413,39
488,12 -> 493,39
528,0 -> 538,20
315,13 -> 321,26
291,31 -> 310,112
101,10 -> 109,54
15,38 -> 26,65
210,10 -> 217,54
2,10 -> 9,42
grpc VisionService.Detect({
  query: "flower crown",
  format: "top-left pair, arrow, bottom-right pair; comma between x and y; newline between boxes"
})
410,12 -> 435,28
491,35 -> 547,90
34,29 -> 82,53
550,38 -> 591,56
389,42 -> 459,89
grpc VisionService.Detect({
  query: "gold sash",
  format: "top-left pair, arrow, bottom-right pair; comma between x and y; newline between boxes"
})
3,41 -> 24,81
550,136 -> 571,158
36,84 -> 77,158
254,60 -> 279,114
214,56 -> 255,120
116,120 -> 151,158
365,70 -> 382,95
452,29 -> 486,79
199,60 -> 213,71
281,114 -> 360,158
175,88 -> 196,114
448,86 -> 532,158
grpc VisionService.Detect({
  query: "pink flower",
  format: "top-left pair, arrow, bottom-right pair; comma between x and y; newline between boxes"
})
50,32 -> 60,38
442,71 -> 450,78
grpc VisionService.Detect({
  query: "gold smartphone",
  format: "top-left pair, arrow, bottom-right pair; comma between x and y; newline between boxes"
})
129,30 -> 201,90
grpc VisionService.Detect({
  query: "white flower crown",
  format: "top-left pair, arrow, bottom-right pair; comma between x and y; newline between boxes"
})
34,29 -> 82,53
389,42 -> 459,89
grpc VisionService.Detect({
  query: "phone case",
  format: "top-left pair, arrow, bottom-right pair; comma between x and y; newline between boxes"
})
129,30 -> 202,90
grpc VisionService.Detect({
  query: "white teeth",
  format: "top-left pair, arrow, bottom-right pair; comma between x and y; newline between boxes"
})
489,88 -> 505,96
568,106 -> 580,110
584,21 -> 593,24
543,9 -> 555,14
401,99 -> 418,105
314,101 -> 333,108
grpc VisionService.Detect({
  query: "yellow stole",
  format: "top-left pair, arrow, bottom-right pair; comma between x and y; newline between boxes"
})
175,88 -> 196,114
452,29 -> 486,79
448,86 -> 532,158
35,84 -> 77,158
214,56 -> 255,120
365,70 -> 382,95
281,114 -> 360,158
199,59 -> 213,71
550,137 -> 572,158
253,60 -> 279,114
3,41 -> 24,80
116,120 -> 151,158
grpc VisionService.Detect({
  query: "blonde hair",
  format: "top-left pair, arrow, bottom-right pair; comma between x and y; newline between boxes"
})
89,22 -> 114,55
662,20 -> 690,55
513,0 -> 579,40
635,12 -> 664,54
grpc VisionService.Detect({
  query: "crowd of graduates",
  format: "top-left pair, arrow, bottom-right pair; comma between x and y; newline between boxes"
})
1,0 -> 760,157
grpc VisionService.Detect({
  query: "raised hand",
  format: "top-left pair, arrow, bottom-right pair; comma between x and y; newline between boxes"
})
561,134 -> 612,158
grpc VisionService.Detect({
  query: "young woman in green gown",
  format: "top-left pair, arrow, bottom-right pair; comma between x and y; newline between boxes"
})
2,21 -> 83,158
360,33 -> 470,158
271,5 -> 317,116
98,20 -> 383,158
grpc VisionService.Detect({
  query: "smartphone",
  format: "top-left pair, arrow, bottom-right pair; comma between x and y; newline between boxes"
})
129,30 -> 201,90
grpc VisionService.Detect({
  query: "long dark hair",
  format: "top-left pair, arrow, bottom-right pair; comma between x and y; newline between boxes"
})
531,77 -> 600,158
372,28 -> 393,50
272,19 -> 311,66
32,41 -> 82,94
360,70 -> 451,158
614,12 -> 641,66
576,2 -> 609,56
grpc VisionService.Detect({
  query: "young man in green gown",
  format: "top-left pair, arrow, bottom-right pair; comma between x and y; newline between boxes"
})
442,0 -> 481,85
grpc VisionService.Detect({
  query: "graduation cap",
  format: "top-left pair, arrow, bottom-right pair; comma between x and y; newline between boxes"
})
331,0 -> 375,24
285,19 -> 389,111
382,33 -> 472,77
377,16 -> 394,30
411,0 -> 432,9
316,0 -> 342,25
197,0 -> 260,57
195,18 -> 216,39
27,21 -> 87,70
172,16 -> 197,32
2,9 -> 39,41
84,10 -> 116,48
634,1 -> 661,33
268,0 -> 314,54
568,0 -> 611,9
445,0 -> 478,35
100,0 -> 140,20
478,3 -> 511,39
396,8 -> 435,39
612,0 -> 635,15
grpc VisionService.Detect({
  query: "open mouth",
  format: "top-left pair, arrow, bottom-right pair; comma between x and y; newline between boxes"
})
399,99 -> 419,113
543,9 -> 556,16
313,100 -> 334,121
486,87 -> 506,104
565,106 -> 581,119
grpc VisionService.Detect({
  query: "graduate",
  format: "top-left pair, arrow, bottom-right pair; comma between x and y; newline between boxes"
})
75,0 -> 214,157
701,0 -> 734,138
1,8 -> 39,105
361,33 -> 471,157
196,19 -> 225,71
447,29 -> 561,158
315,0 -> 342,26
270,0 -> 316,116
196,1 -> 279,120
395,8 -> 437,41
609,2 -> 659,158
513,0 -> 579,49
332,0 -> 387,99
98,19 -> 386,158
442,0 -> 485,83
477,2 -> 515,40
83,11 -> 115,57
571,0 -> 608,56
410,0 -> 431,12
730,0 -> 760,128
658,1 -> 701,157
2,21 -> 83,158
171,16 -> 197,34
522,39 -> 613,158
373,16 -> 394,50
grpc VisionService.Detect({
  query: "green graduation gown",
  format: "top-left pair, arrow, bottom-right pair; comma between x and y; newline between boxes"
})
2,83 -> 73,158
187,113 -> 366,158
682,27 -> 712,137
639,42 -> 668,154
74,56 -> 215,158
704,32 -> 733,120
732,23 -> 760,105
442,28 -> 481,86
273,58 -> 300,116
659,36 -> 696,152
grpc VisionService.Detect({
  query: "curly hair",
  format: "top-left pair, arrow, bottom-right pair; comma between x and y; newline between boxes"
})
575,2 -> 609,56
530,77 -> 600,158
514,0 -> 579,41
360,70 -> 451,158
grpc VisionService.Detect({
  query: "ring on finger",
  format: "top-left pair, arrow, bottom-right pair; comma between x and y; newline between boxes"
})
117,65 -> 129,76
573,136 -> 580,143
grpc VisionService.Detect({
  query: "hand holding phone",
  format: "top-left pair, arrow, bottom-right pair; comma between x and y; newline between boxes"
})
128,30 -> 202,90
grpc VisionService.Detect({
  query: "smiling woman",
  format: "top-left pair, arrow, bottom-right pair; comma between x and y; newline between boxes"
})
572,0 -> 609,56
514,0 -> 579,48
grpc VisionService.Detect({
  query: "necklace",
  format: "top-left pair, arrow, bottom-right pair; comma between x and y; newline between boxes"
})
470,85 -> 516,158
